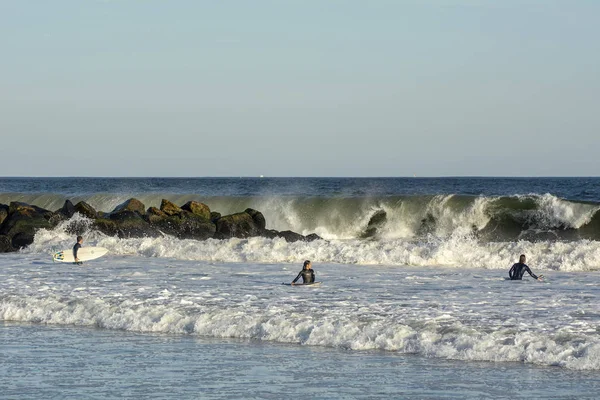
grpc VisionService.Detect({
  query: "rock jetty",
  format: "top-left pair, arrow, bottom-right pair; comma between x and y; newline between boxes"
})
0,198 -> 321,253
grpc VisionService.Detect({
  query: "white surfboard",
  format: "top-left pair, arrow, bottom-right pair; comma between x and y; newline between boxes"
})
282,282 -> 322,286
53,247 -> 109,263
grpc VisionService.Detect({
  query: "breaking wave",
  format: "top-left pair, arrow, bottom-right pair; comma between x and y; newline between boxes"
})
22,213 -> 600,272
3,192 -> 600,241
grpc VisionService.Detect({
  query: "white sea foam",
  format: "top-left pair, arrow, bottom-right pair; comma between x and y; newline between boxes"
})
26,215 -> 600,272
1,256 -> 600,371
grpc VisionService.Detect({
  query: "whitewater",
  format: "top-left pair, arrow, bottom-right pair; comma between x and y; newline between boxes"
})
2,177 -> 600,398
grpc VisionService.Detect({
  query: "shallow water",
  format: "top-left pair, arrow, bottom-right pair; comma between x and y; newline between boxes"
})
3,251 -> 600,371
3,177 -> 600,398
2,322 -> 600,399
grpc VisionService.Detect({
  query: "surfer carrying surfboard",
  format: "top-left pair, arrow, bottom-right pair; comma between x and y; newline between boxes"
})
508,254 -> 543,281
73,236 -> 83,264
291,260 -> 315,285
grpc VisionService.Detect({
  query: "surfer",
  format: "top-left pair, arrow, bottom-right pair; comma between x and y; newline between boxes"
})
73,236 -> 83,264
509,254 -> 543,281
291,260 -> 315,285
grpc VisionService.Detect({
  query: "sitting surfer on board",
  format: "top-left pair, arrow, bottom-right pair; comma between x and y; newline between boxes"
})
291,260 -> 315,285
509,254 -> 543,281
73,236 -> 83,265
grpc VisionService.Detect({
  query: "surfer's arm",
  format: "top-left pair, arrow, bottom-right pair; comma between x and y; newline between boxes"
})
508,264 -> 516,279
73,244 -> 80,261
524,265 -> 538,280
291,271 -> 302,285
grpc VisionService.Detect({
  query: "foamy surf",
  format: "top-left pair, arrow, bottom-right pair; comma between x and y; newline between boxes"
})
24,215 -> 600,272
1,256 -> 600,371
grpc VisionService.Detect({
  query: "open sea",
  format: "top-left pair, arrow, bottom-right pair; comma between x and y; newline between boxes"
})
2,177 -> 600,399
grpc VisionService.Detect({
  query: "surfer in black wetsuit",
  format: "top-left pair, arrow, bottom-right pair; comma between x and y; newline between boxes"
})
291,260 -> 315,285
509,254 -> 543,281
73,236 -> 83,264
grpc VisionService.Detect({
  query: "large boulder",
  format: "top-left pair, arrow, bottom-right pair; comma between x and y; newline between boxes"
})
160,199 -> 182,216
244,208 -> 266,231
49,200 -> 77,225
214,211 -> 260,239
0,234 -> 15,252
56,200 -> 76,219
112,198 -> 146,215
262,229 -> 322,242
0,204 -> 9,226
8,202 -> 53,219
0,202 -> 54,249
95,211 -> 161,238
305,233 -> 322,242
74,201 -> 98,219
146,210 -> 215,240
361,210 -> 387,238
210,212 -> 221,223
276,230 -> 305,243
181,201 -> 211,221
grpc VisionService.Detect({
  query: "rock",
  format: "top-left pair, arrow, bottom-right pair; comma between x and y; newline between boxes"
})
262,229 -> 279,239
160,199 -> 182,216
112,198 -> 146,215
0,202 -> 54,248
244,208 -> 266,231
0,234 -> 15,252
48,200 -> 77,225
416,213 -> 437,237
181,201 -> 211,221
361,210 -> 387,238
74,201 -> 98,219
276,230 -> 305,243
11,231 -> 35,249
56,200 -> 76,219
214,212 -> 260,239
305,233 -> 322,242
0,204 -> 9,225
146,210 -> 215,240
8,202 -> 53,219
147,206 -> 166,216
95,211 -> 161,238
210,212 -> 221,223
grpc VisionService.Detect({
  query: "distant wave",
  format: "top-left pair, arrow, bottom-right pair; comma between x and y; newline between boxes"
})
3,192 -> 600,241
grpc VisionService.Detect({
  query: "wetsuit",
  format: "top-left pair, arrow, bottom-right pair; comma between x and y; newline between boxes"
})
292,268 -> 315,284
508,263 -> 538,280
73,243 -> 81,260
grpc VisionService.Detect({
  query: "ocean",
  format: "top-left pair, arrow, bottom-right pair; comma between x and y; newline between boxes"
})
1,177 -> 600,399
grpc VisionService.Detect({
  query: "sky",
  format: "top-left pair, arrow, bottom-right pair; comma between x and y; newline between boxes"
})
1,0 -> 599,177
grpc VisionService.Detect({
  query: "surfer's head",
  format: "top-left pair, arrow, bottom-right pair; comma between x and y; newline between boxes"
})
77,236 -> 83,243
519,254 -> 526,263
303,260 -> 311,269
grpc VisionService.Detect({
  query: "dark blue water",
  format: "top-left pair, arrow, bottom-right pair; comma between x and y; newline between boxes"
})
1,177 -> 599,201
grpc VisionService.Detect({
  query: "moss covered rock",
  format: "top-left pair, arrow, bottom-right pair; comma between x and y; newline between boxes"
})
74,201 -> 98,219
160,199 -> 182,216
95,211 -> 161,238
147,211 -> 215,240
113,198 -> 146,215
244,208 -> 266,231
215,212 -> 260,239
181,201 -> 211,221
0,204 -> 8,226
0,202 -> 54,248
0,234 -> 15,252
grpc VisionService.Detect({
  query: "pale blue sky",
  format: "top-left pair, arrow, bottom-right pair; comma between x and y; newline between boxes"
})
1,0 -> 598,176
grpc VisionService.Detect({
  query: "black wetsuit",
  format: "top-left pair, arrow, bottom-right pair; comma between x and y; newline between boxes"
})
292,268 -> 315,284
73,243 -> 81,260
509,263 -> 538,280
